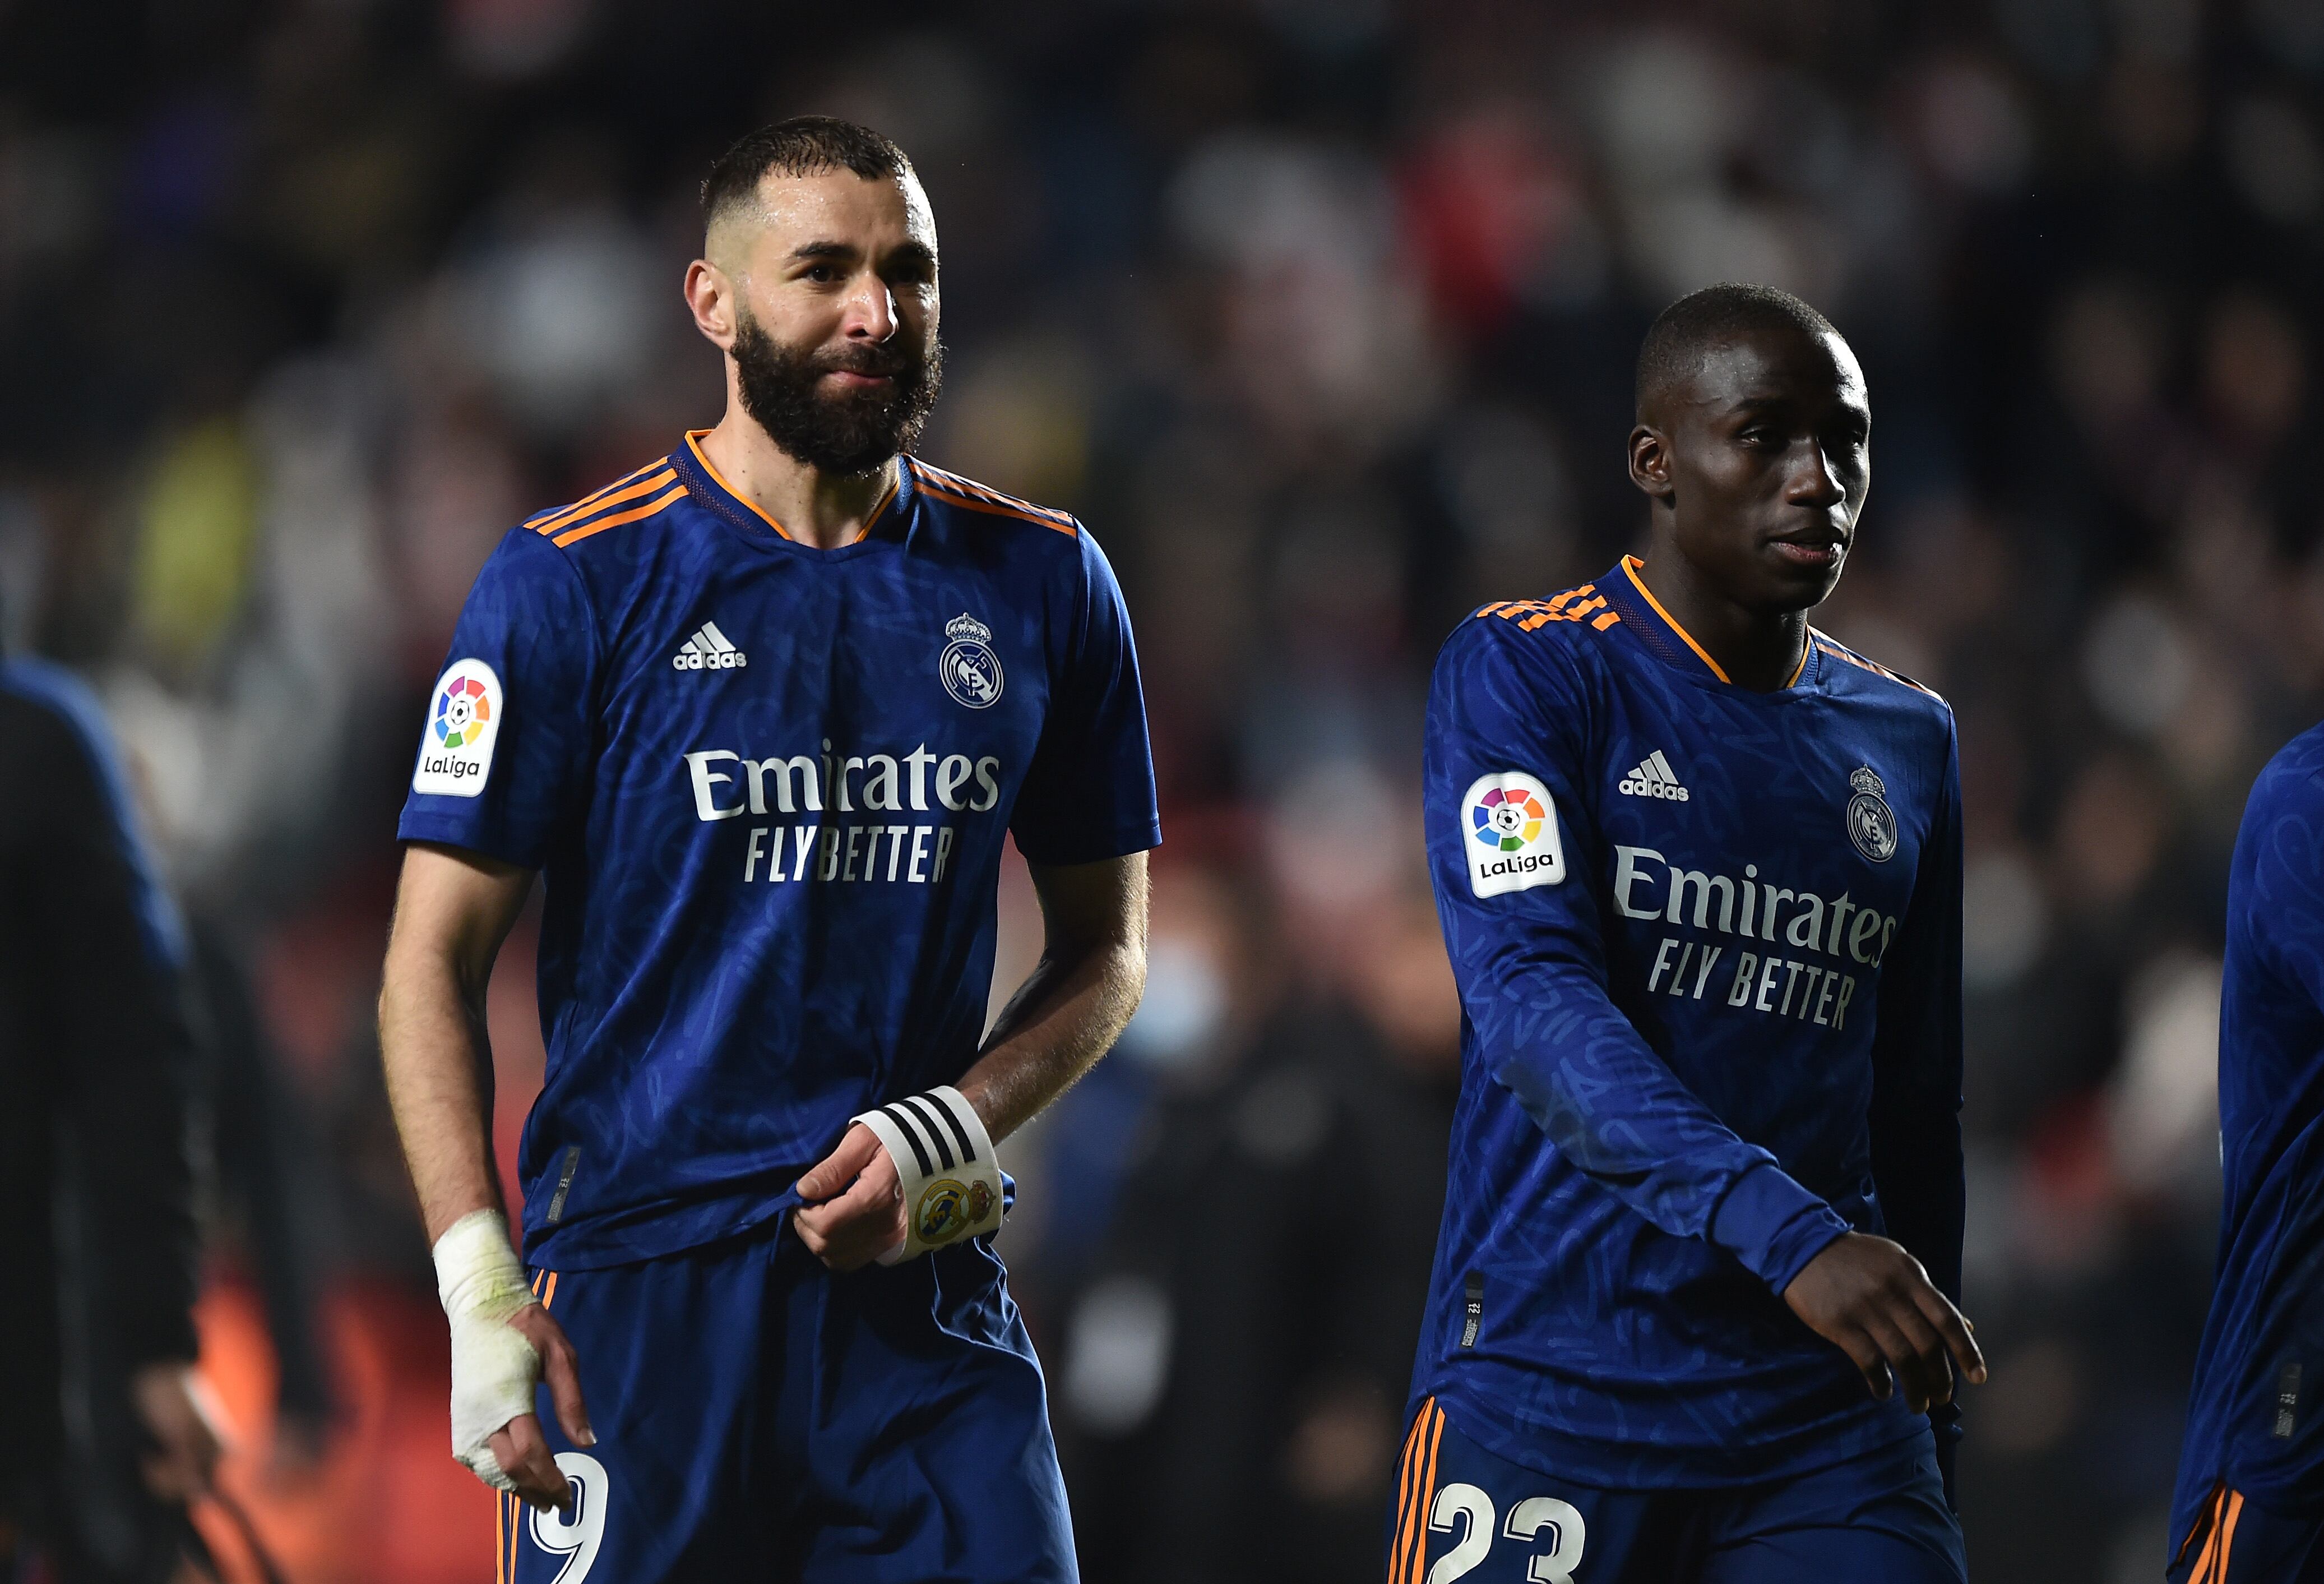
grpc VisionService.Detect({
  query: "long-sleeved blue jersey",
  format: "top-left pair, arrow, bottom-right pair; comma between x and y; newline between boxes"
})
1411,556 -> 1965,1489
397,436 -> 1160,1271
2171,723 -> 2324,1540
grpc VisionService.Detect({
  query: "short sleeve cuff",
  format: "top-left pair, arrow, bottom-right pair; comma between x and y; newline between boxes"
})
1711,1161 -> 1852,1293
396,813 -> 542,872
1010,818 -> 1163,868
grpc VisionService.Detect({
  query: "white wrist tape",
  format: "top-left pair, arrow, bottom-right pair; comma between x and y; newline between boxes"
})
850,1086 -> 1006,1264
433,1209 -> 540,1491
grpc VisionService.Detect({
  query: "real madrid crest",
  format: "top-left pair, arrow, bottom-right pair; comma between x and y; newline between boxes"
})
939,612 -> 1004,709
1846,764 -> 1899,863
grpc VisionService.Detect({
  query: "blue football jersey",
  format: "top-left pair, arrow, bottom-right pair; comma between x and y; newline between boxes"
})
397,433 -> 1161,1269
1412,556 -> 1965,1489
2171,723 -> 2324,1539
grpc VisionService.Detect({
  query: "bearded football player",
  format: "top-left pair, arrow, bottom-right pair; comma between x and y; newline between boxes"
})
1390,284 -> 1985,1582
379,117 -> 1157,1582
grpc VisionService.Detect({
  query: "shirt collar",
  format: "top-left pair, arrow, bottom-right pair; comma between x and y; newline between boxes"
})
676,429 -> 904,547
1607,556 -> 1814,691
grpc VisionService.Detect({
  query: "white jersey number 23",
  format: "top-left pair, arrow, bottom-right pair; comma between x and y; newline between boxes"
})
1427,1483 -> 1587,1584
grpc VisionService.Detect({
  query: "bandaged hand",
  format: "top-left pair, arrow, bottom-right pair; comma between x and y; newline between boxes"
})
434,1209 -> 594,1508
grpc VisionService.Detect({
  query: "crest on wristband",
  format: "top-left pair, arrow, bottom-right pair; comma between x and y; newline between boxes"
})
918,1179 -> 972,1244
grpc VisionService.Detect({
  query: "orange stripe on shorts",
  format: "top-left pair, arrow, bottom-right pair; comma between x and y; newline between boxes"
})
1405,1403 -> 1447,1584
1388,1403 -> 1431,1582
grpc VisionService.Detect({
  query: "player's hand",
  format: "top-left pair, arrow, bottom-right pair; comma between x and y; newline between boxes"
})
1781,1232 -> 1986,1414
488,1303 -> 594,1513
793,1122 -> 906,1271
130,1361 -> 222,1502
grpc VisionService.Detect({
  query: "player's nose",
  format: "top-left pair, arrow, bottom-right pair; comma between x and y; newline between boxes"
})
1786,441 -> 1847,507
844,276 -> 899,340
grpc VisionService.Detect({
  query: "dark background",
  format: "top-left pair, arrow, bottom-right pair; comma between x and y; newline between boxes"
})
4,1 -> 2316,1578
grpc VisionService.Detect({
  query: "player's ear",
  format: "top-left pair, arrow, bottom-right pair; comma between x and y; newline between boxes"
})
1628,423 -> 1675,502
684,258 -> 737,350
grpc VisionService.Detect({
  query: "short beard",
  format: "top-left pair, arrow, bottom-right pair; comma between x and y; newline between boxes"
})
731,310 -> 943,479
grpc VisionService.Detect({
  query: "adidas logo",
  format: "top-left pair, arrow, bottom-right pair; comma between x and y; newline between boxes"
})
1618,750 -> 1689,802
672,620 -> 748,672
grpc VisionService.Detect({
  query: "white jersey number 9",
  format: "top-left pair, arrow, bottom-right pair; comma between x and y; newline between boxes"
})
528,1452 -> 609,1584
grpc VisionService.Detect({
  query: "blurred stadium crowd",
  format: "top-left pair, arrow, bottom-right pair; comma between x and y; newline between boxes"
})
5,1 -> 2322,1580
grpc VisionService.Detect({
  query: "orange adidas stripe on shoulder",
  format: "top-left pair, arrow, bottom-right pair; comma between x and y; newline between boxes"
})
526,457 -> 669,529
552,483 -> 688,547
909,460 -> 1079,535
1811,633 -> 1943,699
1473,585 -> 1622,635
531,467 -> 677,537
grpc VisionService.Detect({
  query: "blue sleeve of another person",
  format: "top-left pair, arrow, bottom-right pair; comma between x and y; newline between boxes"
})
396,528 -> 600,868
2243,764 -> 2324,1006
1008,528 -> 1161,866
1426,621 -> 1852,1294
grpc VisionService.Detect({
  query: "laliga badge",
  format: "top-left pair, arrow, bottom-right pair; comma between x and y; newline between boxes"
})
1465,770 -> 1566,896
413,659 -> 503,798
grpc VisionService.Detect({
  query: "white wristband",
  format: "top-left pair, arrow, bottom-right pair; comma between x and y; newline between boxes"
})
850,1086 -> 1006,1264
432,1209 -> 540,1491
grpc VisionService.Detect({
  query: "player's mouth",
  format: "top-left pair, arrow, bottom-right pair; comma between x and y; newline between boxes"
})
824,369 -> 896,390
1766,529 -> 1848,570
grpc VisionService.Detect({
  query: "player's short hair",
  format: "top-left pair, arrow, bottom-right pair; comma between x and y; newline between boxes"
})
1636,283 -> 1844,418
701,116 -> 916,230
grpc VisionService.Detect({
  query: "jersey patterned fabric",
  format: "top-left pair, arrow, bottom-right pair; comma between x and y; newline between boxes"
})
2169,722 -> 2324,1574
397,432 -> 1160,1271
1411,556 -> 1965,1493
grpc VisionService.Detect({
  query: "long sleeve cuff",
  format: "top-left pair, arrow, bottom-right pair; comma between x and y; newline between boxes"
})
1710,1161 -> 1852,1292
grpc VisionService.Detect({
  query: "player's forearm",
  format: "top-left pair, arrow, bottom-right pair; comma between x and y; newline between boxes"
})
1470,946 -> 1847,1286
378,944 -> 506,1242
960,934 -> 1145,1142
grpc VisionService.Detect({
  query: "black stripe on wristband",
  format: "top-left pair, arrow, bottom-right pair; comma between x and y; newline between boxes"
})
882,1105 -> 935,1176
924,1091 -> 979,1164
892,1098 -> 938,1172
901,1096 -> 957,1170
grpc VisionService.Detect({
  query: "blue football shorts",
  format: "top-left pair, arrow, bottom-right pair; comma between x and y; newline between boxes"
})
494,1224 -> 1076,1584
1383,1396 -> 1964,1584
2169,1483 -> 2324,1583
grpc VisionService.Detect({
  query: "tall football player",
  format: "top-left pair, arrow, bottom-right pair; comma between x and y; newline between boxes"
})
1389,285 -> 1986,1583
378,117 -> 1157,1582
2165,729 -> 2324,1583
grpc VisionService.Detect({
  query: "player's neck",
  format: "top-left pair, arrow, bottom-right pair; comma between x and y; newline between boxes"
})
698,414 -> 897,551
1631,548 -> 1808,693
